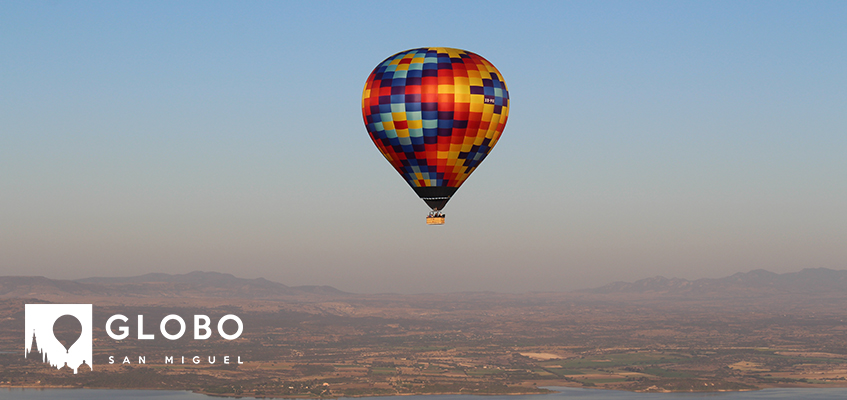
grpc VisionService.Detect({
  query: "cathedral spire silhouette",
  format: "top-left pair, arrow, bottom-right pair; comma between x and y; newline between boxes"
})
26,329 -> 48,364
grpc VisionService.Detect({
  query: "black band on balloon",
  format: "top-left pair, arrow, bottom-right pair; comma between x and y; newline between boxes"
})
413,187 -> 459,211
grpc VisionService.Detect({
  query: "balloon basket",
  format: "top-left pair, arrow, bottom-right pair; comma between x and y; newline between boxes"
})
426,211 -> 445,225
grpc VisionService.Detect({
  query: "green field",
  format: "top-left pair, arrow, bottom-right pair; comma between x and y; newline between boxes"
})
545,368 -> 586,376
370,367 -> 398,375
543,352 -> 689,369
466,368 -> 504,376
642,367 -> 695,378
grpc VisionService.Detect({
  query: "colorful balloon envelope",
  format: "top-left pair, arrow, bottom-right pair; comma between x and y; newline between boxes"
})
362,48 -> 509,222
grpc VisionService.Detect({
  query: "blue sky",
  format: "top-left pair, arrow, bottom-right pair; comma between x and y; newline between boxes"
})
2,1 -> 845,293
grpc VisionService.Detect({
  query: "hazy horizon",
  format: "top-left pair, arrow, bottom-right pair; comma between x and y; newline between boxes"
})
2,1 -> 845,294
2,266 -> 843,295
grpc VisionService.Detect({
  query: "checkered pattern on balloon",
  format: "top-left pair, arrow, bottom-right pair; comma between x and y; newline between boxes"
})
362,48 -> 509,223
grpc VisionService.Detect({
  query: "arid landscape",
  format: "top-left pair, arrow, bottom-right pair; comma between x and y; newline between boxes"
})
4,268 -> 847,397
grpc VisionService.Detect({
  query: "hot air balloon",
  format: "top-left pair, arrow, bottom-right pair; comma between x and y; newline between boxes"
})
362,48 -> 509,224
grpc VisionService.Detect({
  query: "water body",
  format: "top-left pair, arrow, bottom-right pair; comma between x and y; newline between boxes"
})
5,387 -> 847,399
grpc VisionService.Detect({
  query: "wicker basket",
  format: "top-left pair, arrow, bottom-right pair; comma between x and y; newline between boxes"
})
426,216 -> 445,225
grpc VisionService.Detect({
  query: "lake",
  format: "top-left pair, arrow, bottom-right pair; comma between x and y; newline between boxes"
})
4,387 -> 847,399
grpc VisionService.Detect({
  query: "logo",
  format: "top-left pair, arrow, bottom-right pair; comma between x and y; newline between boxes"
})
25,304 -> 93,374
24,304 -> 245,371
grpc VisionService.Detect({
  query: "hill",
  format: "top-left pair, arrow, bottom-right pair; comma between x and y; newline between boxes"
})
4,268 -> 846,301
584,267 -> 847,295
0,271 -> 346,300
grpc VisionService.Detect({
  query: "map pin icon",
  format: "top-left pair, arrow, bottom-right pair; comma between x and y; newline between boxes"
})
52,314 -> 83,353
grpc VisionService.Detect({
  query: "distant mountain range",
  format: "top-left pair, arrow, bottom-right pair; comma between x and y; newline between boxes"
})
2,268 -> 846,300
584,268 -> 847,295
0,271 -> 346,299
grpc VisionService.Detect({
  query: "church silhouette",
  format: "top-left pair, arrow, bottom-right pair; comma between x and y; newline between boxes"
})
26,330 -> 92,372
25,330 -> 51,366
